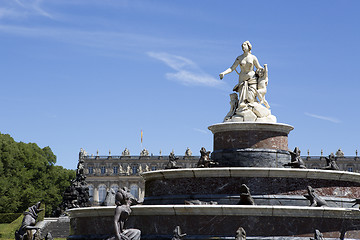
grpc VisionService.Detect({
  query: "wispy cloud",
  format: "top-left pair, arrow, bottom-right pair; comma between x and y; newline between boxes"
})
1,0 -> 54,19
304,112 -> 340,123
193,128 -> 208,134
147,52 -> 224,87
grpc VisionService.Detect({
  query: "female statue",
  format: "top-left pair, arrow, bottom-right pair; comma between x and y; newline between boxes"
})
219,41 -> 264,109
109,189 -> 141,240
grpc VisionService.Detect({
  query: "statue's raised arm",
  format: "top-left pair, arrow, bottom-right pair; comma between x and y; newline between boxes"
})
220,41 -> 276,123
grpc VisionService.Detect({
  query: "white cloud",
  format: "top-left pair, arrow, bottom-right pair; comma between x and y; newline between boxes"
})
147,52 -> 224,87
0,0 -> 54,19
193,128 -> 208,134
304,112 -> 340,124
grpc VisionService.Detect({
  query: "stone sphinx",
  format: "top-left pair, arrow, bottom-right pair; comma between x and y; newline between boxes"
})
284,147 -> 306,169
304,186 -> 327,207
322,153 -> 340,170
237,184 -> 255,205
220,41 -> 276,122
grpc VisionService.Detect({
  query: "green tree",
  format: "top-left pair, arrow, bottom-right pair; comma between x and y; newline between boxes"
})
0,133 -> 75,216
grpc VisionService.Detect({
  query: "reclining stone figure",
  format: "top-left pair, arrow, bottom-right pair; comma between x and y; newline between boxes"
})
15,202 -> 44,240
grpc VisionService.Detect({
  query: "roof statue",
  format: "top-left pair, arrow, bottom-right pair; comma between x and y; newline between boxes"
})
140,148 -> 149,156
122,148 -> 130,156
220,41 -> 276,122
185,147 -> 192,157
336,148 -> 344,157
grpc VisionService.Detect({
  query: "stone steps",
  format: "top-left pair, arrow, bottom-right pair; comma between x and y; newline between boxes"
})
38,216 -> 70,238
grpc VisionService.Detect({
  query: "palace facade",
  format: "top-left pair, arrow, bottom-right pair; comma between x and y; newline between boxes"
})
80,148 -> 359,205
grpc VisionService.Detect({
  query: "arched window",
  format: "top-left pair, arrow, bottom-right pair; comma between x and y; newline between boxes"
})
101,166 -> 106,175
130,184 -> 139,199
113,166 -> 119,174
98,185 -> 107,203
88,185 -> 94,203
111,185 -> 119,193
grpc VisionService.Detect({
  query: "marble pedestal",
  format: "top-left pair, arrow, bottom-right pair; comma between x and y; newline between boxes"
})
208,122 -> 294,167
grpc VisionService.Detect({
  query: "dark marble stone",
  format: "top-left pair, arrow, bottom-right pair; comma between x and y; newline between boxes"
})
144,176 -> 360,200
127,215 -> 360,238
211,148 -> 290,167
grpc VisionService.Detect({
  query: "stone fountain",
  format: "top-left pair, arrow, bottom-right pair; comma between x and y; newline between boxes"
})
67,41 -> 360,240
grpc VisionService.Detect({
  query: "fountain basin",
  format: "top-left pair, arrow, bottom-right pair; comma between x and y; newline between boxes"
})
68,205 -> 360,239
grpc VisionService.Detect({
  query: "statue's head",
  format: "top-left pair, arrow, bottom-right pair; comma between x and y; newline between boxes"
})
242,41 -> 252,53
115,189 -> 128,206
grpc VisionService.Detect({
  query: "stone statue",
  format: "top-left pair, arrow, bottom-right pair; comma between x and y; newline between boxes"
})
126,165 -> 131,175
219,41 -> 276,123
336,148 -> 344,157
304,186 -> 327,207
185,147 -> 192,157
237,184 -> 255,205
138,165 -> 143,174
283,147 -> 306,169
197,147 -> 218,168
145,164 -> 150,172
122,148 -> 130,156
104,189 -> 116,206
15,202 -> 44,240
165,152 -> 180,169
310,229 -> 324,240
256,65 -> 270,109
235,227 -> 246,240
76,158 -> 86,182
119,165 -> 124,174
224,93 -> 239,121
322,153 -> 340,170
140,148 -> 149,157
56,157 -> 91,215
121,187 -> 141,206
107,189 -> 141,240
171,226 -> 186,240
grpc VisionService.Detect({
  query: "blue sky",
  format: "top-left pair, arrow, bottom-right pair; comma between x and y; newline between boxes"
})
1,0 -> 360,169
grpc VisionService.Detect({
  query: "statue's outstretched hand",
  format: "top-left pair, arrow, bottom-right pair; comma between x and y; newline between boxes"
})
219,73 -> 224,80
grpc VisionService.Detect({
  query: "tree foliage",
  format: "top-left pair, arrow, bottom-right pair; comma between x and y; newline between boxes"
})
0,133 -> 75,216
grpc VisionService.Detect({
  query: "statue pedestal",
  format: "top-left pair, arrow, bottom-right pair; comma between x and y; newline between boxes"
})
208,122 -> 294,167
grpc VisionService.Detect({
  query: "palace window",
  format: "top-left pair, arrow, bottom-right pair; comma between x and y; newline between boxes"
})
348,167 -> 353,172
88,167 -> 93,174
98,185 -> 107,203
101,166 -> 106,174
88,185 -> 94,203
130,184 -> 139,199
113,166 -> 118,174
132,166 -> 138,175
151,166 -> 157,171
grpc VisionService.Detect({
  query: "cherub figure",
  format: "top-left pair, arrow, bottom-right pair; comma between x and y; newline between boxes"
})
255,64 -> 270,109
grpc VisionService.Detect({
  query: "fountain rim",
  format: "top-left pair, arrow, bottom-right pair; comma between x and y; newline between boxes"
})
67,205 -> 360,219
208,122 -> 294,134
141,167 -> 360,182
